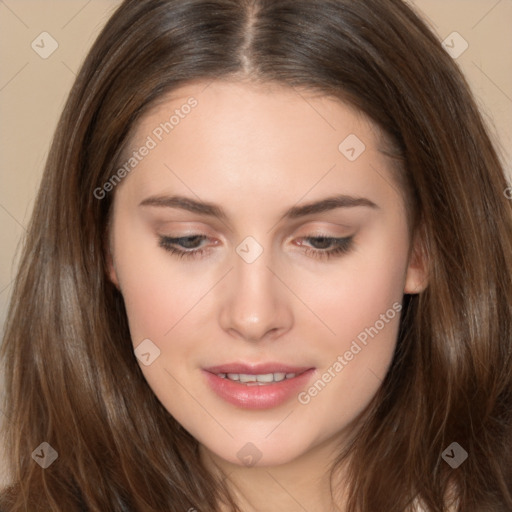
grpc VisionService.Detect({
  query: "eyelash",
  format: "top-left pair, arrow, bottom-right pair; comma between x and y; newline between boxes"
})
158,234 -> 354,261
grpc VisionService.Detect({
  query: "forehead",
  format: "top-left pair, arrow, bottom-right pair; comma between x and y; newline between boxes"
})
113,79 -> 400,211
125,78 -> 385,159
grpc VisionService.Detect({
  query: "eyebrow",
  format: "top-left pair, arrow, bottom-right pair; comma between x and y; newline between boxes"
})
139,194 -> 378,221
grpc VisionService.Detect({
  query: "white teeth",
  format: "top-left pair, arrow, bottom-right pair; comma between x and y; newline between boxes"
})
269,372 -> 286,382
217,372 -> 297,383
239,374 -> 257,383
257,373 -> 277,383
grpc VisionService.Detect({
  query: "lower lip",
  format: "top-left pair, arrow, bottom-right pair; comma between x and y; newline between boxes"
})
202,369 -> 316,409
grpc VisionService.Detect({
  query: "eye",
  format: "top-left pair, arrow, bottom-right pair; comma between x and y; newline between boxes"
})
158,235 -> 211,259
296,235 -> 354,260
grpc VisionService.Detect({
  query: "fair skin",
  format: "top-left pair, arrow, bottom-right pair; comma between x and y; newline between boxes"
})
106,79 -> 428,511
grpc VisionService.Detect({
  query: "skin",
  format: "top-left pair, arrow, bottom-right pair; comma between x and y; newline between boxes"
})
106,79 -> 428,511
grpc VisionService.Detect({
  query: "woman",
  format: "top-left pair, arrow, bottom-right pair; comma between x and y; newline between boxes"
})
1,0 -> 511,510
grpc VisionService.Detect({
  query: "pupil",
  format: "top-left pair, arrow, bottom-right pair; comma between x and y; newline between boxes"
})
181,236 -> 202,249
312,237 -> 331,249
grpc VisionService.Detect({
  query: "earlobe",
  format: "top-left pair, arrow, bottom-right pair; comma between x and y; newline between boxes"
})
104,232 -> 120,290
404,266 -> 428,294
106,252 -> 120,289
404,229 -> 429,295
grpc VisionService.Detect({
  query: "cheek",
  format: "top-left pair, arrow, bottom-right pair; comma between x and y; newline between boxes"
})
296,236 -> 408,348
111,220 -> 199,345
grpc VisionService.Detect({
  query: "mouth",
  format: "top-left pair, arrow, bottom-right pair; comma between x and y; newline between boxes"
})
202,362 -> 315,409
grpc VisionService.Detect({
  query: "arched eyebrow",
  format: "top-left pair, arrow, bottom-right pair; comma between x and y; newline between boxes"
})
139,194 -> 378,221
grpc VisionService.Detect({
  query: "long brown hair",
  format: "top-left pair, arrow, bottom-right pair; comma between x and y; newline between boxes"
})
1,0 -> 511,510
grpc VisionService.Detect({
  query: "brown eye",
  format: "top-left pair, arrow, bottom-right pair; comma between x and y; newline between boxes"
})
297,236 -> 354,260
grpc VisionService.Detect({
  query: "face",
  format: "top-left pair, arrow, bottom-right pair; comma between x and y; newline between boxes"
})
106,80 -> 427,469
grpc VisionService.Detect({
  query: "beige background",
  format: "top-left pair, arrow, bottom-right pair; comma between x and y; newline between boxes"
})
0,0 -> 511,485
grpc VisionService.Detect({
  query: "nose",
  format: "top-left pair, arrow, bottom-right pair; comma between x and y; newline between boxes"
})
218,246 -> 294,343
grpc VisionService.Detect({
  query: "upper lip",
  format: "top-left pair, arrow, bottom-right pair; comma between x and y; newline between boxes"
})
203,363 -> 313,375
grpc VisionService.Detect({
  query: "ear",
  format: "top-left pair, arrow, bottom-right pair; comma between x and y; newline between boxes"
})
403,226 -> 429,294
104,227 -> 120,290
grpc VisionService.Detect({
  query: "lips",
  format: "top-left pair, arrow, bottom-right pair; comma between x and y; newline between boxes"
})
202,362 -> 316,409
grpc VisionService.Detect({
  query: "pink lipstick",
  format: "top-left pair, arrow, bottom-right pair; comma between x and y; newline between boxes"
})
202,362 -> 315,409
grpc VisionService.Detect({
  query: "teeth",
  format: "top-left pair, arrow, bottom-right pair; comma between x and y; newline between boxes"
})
257,373 -> 280,383
267,372 -> 286,382
217,372 -> 297,383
